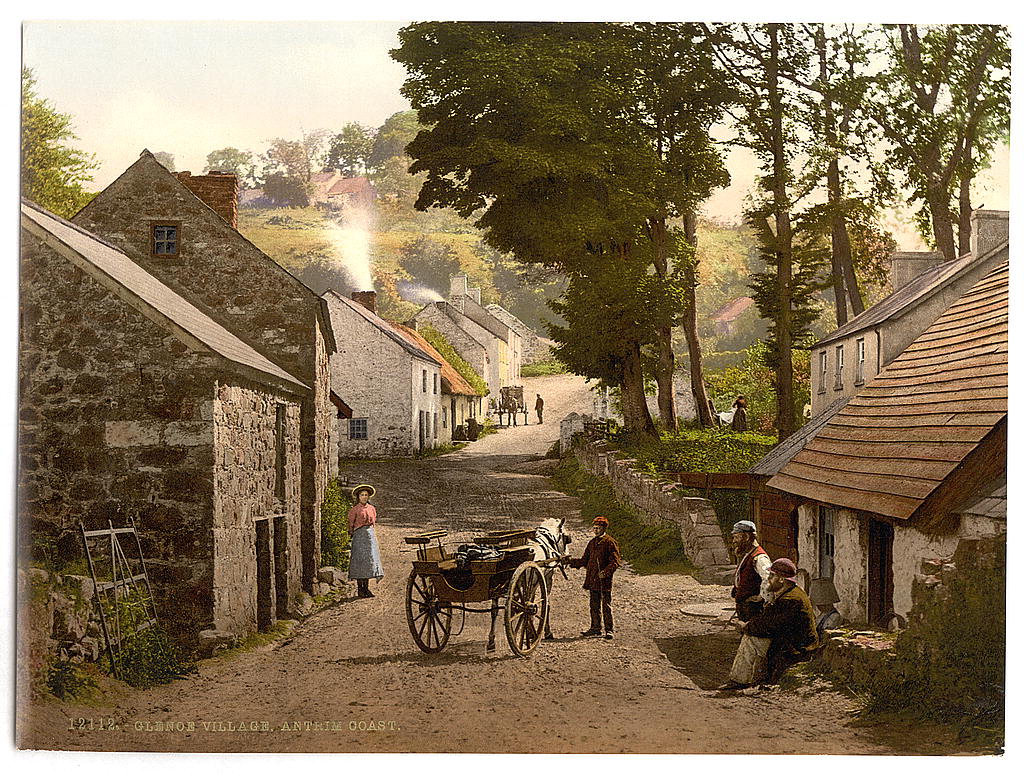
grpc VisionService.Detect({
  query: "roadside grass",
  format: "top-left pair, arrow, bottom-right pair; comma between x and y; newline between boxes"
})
550,457 -> 696,576
521,357 -> 568,377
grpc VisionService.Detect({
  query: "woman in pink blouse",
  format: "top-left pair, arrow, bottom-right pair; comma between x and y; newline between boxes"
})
348,484 -> 384,598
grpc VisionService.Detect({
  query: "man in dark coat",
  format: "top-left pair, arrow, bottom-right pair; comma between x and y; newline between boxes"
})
567,516 -> 621,639
721,558 -> 819,688
730,520 -> 770,621
535,393 -> 544,424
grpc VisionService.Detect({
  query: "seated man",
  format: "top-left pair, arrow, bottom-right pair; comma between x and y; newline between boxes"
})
720,558 -> 819,689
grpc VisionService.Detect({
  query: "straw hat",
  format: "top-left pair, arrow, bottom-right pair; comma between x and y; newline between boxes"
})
352,484 -> 376,498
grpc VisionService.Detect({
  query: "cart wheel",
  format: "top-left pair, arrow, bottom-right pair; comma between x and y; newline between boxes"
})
406,572 -> 452,653
505,562 -> 549,657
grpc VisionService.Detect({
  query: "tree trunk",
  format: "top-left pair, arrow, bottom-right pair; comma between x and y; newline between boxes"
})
927,184 -> 958,261
620,340 -> 658,441
768,25 -> 797,441
957,145 -> 973,257
649,217 -> 678,431
681,212 -> 713,427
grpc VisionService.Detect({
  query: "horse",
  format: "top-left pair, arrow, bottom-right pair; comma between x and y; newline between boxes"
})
528,517 -> 572,639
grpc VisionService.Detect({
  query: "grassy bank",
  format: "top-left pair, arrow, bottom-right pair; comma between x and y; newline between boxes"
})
550,457 -> 696,576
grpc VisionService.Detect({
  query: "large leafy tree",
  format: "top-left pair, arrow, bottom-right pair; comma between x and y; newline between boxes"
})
21,67 -> 97,218
866,24 -> 1009,260
394,22 -> 729,437
366,111 -> 420,170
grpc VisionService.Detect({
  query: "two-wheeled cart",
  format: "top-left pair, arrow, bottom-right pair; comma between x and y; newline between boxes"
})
404,529 -> 552,657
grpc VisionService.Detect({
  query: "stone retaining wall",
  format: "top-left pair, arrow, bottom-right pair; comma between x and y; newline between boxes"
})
574,440 -> 732,571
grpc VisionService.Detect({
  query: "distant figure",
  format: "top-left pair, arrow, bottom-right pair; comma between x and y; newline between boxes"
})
731,396 -> 748,432
348,484 -> 384,598
508,396 -> 520,426
720,558 -> 819,689
535,393 -> 545,424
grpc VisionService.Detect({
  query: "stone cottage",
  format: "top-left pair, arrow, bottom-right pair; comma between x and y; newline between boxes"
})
20,200 -> 309,646
390,322 -> 485,443
71,150 -> 338,593
810,209 -> 1007,415
484,302 -> 552,365
766,260 -> 1008,627
325,289 -> 444,457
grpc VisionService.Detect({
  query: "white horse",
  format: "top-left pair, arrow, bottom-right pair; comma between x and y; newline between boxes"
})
529,517 -> 572,639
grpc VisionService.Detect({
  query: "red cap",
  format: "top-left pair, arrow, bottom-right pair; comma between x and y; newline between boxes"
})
769,558 -> 798,580
592,516 -> 609,526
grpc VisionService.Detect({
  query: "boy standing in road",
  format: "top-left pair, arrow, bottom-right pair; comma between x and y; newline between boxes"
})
567,516 -> 622,640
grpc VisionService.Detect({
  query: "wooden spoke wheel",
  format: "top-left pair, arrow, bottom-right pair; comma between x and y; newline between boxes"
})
406,572 -> 452,653
504,562 -> 549,657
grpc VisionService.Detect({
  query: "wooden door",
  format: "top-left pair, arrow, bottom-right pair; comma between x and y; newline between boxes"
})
868,518 -> 894,626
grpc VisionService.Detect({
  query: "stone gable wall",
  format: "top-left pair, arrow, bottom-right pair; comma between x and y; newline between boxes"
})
212,382 -> 303,634
574,441 -> 732,571
20,231 -> 219,643
411,306 -> 490,397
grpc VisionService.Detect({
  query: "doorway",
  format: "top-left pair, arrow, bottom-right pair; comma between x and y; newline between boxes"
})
255,519 -> 274,631
273,517 -> 288,619
867,518 -> 894,626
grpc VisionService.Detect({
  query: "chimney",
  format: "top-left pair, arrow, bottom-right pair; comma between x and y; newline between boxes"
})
468,287 -> 482,305
176,171 -> 239,228
890,251 -> 944,290
449,274 -> 469,299
970,209 -> 1009,259
352,290 -> 377,315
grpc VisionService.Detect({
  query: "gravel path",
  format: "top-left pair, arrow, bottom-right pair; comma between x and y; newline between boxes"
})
20,375 -> 973,754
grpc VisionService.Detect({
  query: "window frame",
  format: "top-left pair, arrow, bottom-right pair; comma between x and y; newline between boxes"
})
817,350 -> 828,394
150,221 -> 182,257
274,404 -> 287,502
349,417 -> 369,440
855,337 -> 866,385
833,345 -> 844,391
818,506 -> 836,580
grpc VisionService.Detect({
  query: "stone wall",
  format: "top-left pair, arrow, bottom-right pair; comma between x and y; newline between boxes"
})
74,150 -> 333,593
20,231 -> 220,643
411,304 -> 497,398
211,382 -> 303,635
574,441 -> 732,571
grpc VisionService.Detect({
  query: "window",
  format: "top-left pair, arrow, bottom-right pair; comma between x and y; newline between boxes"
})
818,351 -> 827,394
442,407 -> 448,429
433,412 -> 439,438
433,372 -> 438,395
349,417 -> 368,440
274,404 -> 286,500
151,222 -> 180,256
833,345 -> 844,390
422,369 -> 427,393
855,338 -> 866,384
818,506 -> 836,579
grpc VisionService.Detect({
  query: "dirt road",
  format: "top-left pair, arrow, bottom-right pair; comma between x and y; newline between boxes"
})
21,375 -> 971,754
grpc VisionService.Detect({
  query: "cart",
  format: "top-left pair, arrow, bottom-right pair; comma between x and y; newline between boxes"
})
496,386 -> 528,426
404,529 -> 553,657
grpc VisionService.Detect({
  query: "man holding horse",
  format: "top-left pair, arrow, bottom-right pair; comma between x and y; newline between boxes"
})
566,516 -> 621,640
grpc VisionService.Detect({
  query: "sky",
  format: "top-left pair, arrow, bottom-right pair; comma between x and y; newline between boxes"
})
20,18 -> 1011,249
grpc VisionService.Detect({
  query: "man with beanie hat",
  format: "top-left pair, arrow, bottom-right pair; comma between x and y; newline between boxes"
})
730,520 -> 771,621
720,558 -> 819,689
566,516 -> 621,639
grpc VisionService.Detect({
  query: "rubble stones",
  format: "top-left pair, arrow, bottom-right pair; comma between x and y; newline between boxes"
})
197,629 -> 239,657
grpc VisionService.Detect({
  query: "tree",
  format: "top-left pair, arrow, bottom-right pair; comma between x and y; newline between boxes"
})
397,236 -> 462,293
325,123 -> 375,176
152,151 -> 176,172
263,172 -> 310,207
21,67 -> 97,218
367,111 -> 420,170
867,24 -> 1009,260
393,23 -> 730,438
203,147 -> 257,187
260,131 -> 329,185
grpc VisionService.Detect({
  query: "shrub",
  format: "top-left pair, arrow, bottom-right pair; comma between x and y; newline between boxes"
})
98,589 -> 195,688
321,479 -> 352,570
521,357 -> 568,377
624,427 -> 777,477
418,324 -> 489,396
47,659 -> 97,699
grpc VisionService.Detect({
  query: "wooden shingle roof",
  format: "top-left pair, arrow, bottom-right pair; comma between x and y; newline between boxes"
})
767,260 -> 1008,521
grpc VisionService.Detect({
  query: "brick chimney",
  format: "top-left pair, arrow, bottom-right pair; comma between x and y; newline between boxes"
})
352,290 -> 377,315
175,171 -> 239,229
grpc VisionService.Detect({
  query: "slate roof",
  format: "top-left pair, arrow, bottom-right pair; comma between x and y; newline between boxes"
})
323,290 -> 440,367
954,474 -> 1006,519
391,324 -> 480,397
21,200 -> 308,393
814,241 -> 1007,348
458,296 -> 512,343
768,260 -> 1008,521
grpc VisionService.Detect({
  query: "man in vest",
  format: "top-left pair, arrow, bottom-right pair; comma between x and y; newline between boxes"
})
720,558 -> 819,689
730,520 -> 771,621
